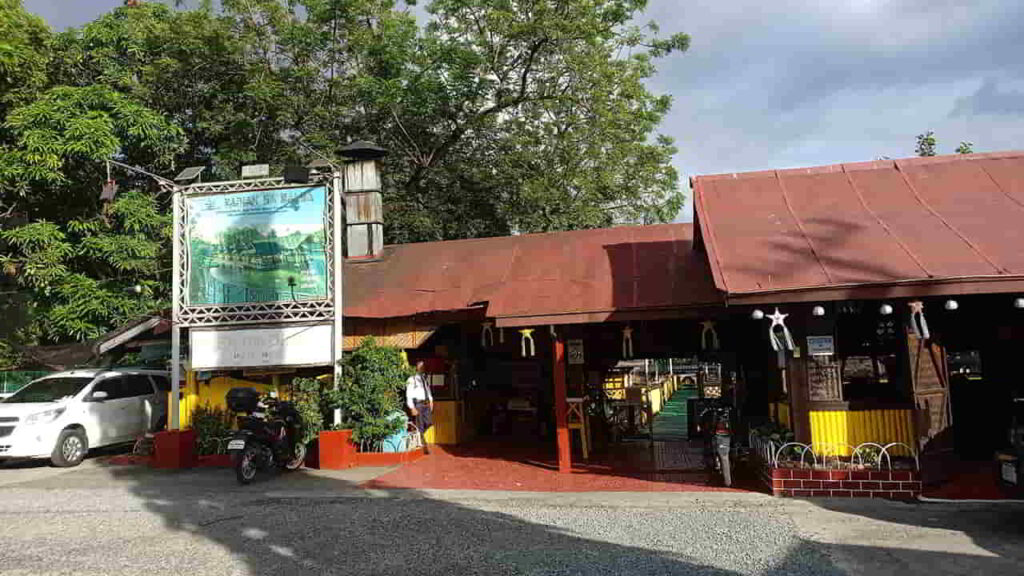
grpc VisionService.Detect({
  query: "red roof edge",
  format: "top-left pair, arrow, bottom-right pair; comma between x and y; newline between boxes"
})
696,150 -> 1024,182
691,175 -> 729,295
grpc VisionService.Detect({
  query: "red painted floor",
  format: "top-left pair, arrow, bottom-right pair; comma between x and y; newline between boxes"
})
923,461 -> 1024,500
364,440 -> 745,492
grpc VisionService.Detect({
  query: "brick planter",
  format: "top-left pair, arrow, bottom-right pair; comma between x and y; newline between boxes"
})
765,467 -> 921,499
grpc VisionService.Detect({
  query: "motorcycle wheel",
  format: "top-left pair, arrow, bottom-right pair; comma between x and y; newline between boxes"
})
235,445 -> 259,485
282,442 -> 306,471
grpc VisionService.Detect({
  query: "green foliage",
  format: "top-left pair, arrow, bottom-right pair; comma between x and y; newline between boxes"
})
916,130 -> 937,157
369,0 -> 690,239
1,0 -> 690,352
855,444 -> 882,467
1,191 -> 170,341
915,131 -> 977,157
191,404 -> 234,455
752,421 -> 795,445
290,376 -> 341,444
0,0 -> 51,113
337,337 -> 414,444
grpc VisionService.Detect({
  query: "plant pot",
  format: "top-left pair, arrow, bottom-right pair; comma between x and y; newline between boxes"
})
151,429 -> 197,469
317,429 -> 356,470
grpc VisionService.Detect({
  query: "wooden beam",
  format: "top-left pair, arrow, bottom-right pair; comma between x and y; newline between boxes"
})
553,337 -> 571,473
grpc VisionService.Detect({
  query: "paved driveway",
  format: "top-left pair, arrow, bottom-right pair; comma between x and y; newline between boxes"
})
0,457 -> 1022,575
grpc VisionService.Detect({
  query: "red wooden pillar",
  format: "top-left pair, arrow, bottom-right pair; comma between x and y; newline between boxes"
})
553,336 -> 571,473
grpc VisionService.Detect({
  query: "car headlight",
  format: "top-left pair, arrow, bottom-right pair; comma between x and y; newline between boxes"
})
25,408 -> 65,425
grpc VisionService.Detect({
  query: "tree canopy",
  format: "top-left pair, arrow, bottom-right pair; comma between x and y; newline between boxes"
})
0,0 -> 689,353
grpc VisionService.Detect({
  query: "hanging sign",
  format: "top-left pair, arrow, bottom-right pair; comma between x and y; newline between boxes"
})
567,339 -> 585,365
806,335 -> 835,356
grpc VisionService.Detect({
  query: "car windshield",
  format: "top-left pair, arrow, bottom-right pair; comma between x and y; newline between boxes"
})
4,377 -> 93,404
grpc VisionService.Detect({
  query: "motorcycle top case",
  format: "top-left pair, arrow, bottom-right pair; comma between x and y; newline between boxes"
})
226,387 -> 261,413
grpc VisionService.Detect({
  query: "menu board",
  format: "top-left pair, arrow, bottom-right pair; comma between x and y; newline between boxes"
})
807,356 -> 842,401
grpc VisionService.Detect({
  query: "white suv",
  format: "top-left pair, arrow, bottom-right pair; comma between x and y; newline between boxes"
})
0,369 -> 170,467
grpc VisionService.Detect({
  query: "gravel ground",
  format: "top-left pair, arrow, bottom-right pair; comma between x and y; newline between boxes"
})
0,459 -> 1021,576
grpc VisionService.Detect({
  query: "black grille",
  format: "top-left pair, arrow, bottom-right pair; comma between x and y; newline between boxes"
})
0,426 -> 14,438
0,417 -> 17,424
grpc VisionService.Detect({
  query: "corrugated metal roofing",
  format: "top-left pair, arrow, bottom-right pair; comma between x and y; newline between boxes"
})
343,223 -> 722,324
693,151 -> 1024,301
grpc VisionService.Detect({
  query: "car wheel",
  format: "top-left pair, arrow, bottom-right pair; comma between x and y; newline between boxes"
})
51,428 -> 89,467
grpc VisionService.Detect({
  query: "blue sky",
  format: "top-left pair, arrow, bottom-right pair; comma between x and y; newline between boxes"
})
25,1 -> 1024,221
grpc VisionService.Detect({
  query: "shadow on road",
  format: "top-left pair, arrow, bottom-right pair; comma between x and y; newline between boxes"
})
4,455 -> 1024,575
93,462 -> 837,576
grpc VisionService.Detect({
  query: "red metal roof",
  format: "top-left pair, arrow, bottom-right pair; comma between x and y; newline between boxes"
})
343,223 -> 722,324
693,151 -> 1024,303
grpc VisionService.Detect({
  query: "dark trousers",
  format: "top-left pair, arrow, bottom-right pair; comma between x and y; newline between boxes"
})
414,401 -> 433,434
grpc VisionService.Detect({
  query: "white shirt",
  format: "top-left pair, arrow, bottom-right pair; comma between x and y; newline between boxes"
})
405,373 -> 433,410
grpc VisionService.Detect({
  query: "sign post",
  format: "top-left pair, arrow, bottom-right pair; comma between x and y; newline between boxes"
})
332,168 -> 344,424
170,185 -> 182,430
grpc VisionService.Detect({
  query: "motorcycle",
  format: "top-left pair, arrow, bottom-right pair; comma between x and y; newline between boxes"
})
225,387 -> 306,485
698,401 -> 734,487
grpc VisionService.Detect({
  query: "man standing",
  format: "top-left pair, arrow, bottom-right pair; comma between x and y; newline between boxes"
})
406,360 -> 434,454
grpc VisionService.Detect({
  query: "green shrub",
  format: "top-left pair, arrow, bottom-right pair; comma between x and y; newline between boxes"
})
192,404 -> 234,455
290,376 -> 340,445
337,337 -> 414,444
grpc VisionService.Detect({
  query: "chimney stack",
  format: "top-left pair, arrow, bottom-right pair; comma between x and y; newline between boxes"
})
339,141 -> 387,260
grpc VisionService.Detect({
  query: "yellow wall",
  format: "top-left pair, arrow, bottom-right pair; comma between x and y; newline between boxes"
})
174,373 -> 282,429
809,409 -> 915,457
771,402 -> 792,430
423,400 -> 462,445
649,386 -> 663,415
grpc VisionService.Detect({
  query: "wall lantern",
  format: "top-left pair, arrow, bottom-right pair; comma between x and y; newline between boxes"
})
945,299 -> 959,311
1015,297 -> 1024,309
879,304 -> 894,316
812,305 -> 825,317
751,309 -> 765,320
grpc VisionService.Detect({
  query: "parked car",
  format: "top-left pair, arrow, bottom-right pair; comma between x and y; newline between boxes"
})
0,368 -> 170,467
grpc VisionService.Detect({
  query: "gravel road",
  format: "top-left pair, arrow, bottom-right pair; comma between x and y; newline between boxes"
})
0,458 -> 1021,576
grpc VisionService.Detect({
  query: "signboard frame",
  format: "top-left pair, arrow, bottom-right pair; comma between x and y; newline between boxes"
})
173,176 -> 338,327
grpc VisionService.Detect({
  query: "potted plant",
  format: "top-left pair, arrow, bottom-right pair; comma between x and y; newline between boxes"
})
289,376 -> 347,469
191,404 -> 234,466
335,337 -> 415,464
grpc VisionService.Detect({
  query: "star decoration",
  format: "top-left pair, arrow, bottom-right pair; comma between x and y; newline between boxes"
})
767,308 -> 788,325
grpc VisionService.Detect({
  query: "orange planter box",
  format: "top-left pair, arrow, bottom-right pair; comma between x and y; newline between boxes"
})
316,429 -> 357,469
355,449 -> 425,467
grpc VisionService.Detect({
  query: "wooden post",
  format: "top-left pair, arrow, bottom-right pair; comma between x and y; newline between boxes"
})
554,336 -> 571,473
